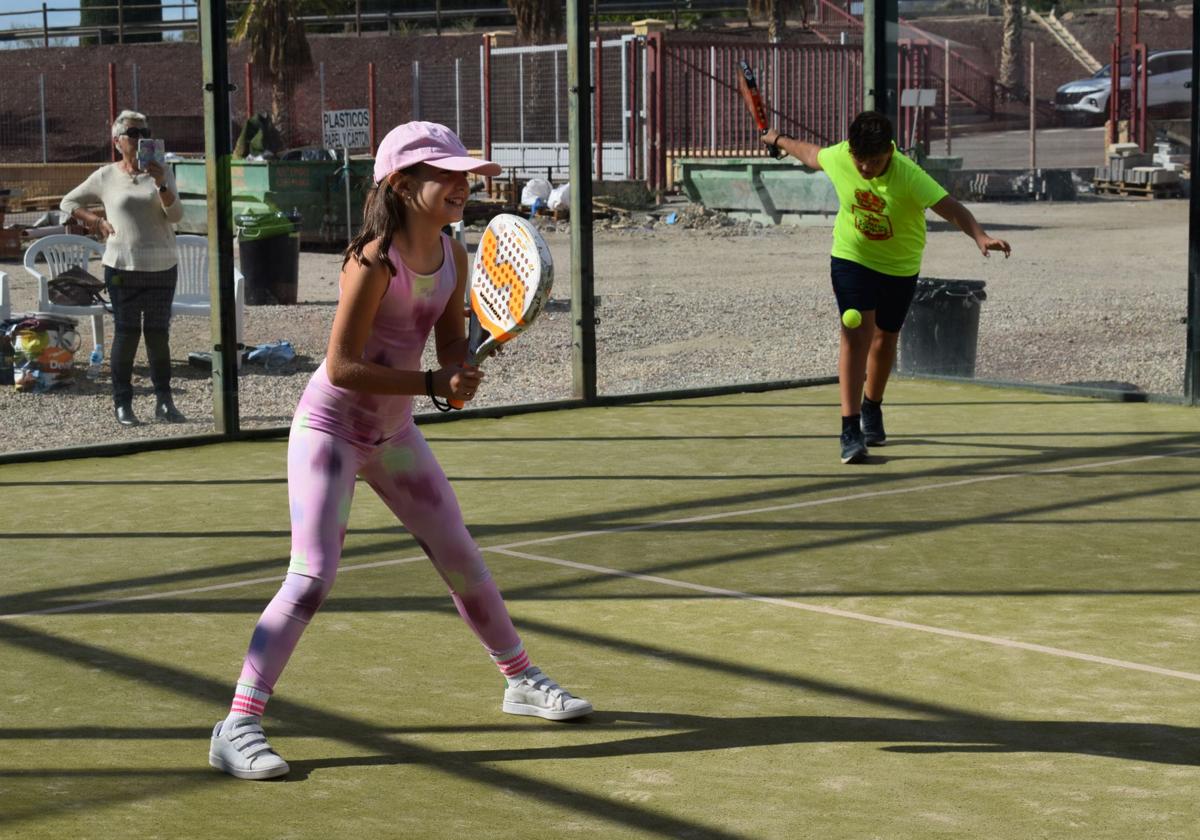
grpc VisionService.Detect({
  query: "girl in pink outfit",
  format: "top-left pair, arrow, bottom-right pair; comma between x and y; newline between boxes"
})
209,121 -> 592,781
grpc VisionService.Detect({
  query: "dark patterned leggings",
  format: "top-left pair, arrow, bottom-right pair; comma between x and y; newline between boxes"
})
103,266 -> 178,406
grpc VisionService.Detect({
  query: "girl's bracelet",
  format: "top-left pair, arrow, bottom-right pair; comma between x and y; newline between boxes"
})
425,370 -> 452,413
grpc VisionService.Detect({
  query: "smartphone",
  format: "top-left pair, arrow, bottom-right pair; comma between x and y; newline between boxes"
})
137,138 -> 165,171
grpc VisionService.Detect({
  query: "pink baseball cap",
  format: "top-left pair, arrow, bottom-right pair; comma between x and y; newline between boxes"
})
373,121 -> 501,183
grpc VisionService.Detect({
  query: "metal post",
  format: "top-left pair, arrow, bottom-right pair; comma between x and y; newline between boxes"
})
1110,0 -> 1122,147
368,62 -> 377,154
319,62 -> 326,122
594,34 -> 603,180
199,0 -> 239,433
944,38 -> 951,156
108,63 -> 118,161
39,74 -> 48,164
518,54 -> 525,143
567,0 -> 596,401
709,46 -> 716,152
554,49 -> 561,145
862,0 -> 897,124
118,0 -> 124,44
344,146 -> 352,247
435,0 -> 442,36
1185,0 -> 1200,402
625,37 -> 636,179
454,57 -> 462,136
482,38 -> 491,194
42,3 -> 48,48
1029,41 -> 1036,169
413,61 -> 421,121
132,63 -> 139,111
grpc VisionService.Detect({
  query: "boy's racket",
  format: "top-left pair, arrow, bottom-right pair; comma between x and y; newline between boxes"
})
448,213 -> 554,409
736,60 -> 783,159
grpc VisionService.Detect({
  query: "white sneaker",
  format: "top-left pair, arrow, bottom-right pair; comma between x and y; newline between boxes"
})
502,667 -> 593,721
208,716 -> 290,780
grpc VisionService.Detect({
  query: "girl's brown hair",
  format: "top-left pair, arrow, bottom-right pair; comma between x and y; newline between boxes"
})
341,169 -> 413,277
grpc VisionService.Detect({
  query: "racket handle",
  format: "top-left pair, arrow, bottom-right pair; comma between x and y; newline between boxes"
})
446,364 -> 478,410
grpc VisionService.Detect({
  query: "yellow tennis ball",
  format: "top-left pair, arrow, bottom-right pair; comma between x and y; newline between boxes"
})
842,308 -> 862,329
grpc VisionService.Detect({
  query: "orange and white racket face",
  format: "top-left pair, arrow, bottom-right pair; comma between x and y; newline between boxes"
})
469,214 -> 553,345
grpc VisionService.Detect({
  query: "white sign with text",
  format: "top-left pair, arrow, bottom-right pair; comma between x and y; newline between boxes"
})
322,109 -> 370,150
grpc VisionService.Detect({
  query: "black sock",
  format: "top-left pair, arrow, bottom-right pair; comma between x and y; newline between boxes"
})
842,414 -> 861,434
863,396 -> 881,408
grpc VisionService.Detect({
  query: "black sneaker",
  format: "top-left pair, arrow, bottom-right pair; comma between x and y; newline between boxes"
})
860,399 -> 886,446
840,426 -> 868,464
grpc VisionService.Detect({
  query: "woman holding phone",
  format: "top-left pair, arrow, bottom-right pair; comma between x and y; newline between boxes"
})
61,109 -> 186,426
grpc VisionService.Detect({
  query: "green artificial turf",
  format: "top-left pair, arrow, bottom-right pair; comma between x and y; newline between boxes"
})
1,381 -> 1197,838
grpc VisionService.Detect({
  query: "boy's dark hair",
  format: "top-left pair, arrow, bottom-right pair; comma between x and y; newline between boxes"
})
848,111 -> 894,158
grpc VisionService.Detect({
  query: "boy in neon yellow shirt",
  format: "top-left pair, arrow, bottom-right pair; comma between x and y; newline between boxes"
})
762,112 -> 1011,463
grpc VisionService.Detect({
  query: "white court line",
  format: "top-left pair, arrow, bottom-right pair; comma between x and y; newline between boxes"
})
479,450 -> 1188,553
489,547 -> 1200,684
4,445 -> 1196,679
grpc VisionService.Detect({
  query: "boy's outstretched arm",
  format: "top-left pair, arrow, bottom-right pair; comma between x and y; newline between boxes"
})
761,128 -> 823,171
930,195 -> 1011,258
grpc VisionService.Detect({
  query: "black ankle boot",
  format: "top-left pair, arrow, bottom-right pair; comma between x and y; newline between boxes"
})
115,403 -> 139,427
155,396 -> 186,423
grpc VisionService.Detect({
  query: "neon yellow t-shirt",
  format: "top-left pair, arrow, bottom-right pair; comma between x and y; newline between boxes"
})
816,141 -> 948,277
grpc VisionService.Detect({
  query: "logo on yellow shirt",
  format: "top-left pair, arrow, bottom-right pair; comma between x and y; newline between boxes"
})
851,189 -> 891,241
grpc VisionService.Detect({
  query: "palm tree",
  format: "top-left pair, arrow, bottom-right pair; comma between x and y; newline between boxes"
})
749,0 -> 797,43
232,0 -> 327,145
507,0 -> 562,44
998,0 -> 1024,99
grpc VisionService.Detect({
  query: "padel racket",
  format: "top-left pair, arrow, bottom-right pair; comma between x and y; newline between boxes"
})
736,60 -> 783,159
449,213 -> 554,409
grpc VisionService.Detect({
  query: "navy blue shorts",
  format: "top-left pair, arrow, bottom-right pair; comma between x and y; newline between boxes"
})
830,256 -> 918,333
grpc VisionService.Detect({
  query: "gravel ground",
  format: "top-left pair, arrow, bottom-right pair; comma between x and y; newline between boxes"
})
0,195 -> 1190,456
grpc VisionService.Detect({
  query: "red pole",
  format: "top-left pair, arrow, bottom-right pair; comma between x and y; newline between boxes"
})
1133,0 -> 1143,150
482,34 -> 492,194
659,36 -> 667,190
368,62 -> 378,154
594,33 -> 604,181
1110,0 -> 1122,147
108,63 -> 118,161
245,62 -> 253,118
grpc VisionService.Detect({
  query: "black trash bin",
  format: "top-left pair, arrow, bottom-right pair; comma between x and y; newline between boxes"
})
898,278 -> 987,378
237,210 -> 301,305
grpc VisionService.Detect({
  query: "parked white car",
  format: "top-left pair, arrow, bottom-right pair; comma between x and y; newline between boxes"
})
1054,49 -> 1192,123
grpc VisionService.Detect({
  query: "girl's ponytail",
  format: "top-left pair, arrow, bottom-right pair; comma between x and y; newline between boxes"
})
342,176 -> 405,277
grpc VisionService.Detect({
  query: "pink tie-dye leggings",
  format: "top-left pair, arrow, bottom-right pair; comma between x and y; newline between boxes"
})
236,417 -> 522,694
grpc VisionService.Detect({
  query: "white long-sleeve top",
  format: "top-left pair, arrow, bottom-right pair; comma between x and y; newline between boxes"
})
60,163 -> 184,272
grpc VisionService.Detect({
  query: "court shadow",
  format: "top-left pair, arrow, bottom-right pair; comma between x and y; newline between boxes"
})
434,710 -> 1200,768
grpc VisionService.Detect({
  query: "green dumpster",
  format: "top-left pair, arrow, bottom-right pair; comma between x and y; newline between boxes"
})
172,157 -> 372,243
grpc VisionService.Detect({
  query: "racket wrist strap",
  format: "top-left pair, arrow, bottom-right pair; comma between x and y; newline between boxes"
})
426,369 -> 453,412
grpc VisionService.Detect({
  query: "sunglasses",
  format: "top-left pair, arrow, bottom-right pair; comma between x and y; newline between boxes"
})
121,127 -> 152,139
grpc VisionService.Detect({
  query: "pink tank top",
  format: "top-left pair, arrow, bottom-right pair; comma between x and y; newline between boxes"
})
297,234 -> 457,444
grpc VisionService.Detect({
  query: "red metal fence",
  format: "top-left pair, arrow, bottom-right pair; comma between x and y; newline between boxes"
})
645,33 -> 864,190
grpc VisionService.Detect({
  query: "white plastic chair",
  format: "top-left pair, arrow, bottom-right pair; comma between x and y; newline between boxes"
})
22,234 -> 107,363
174,234 -> 246,364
